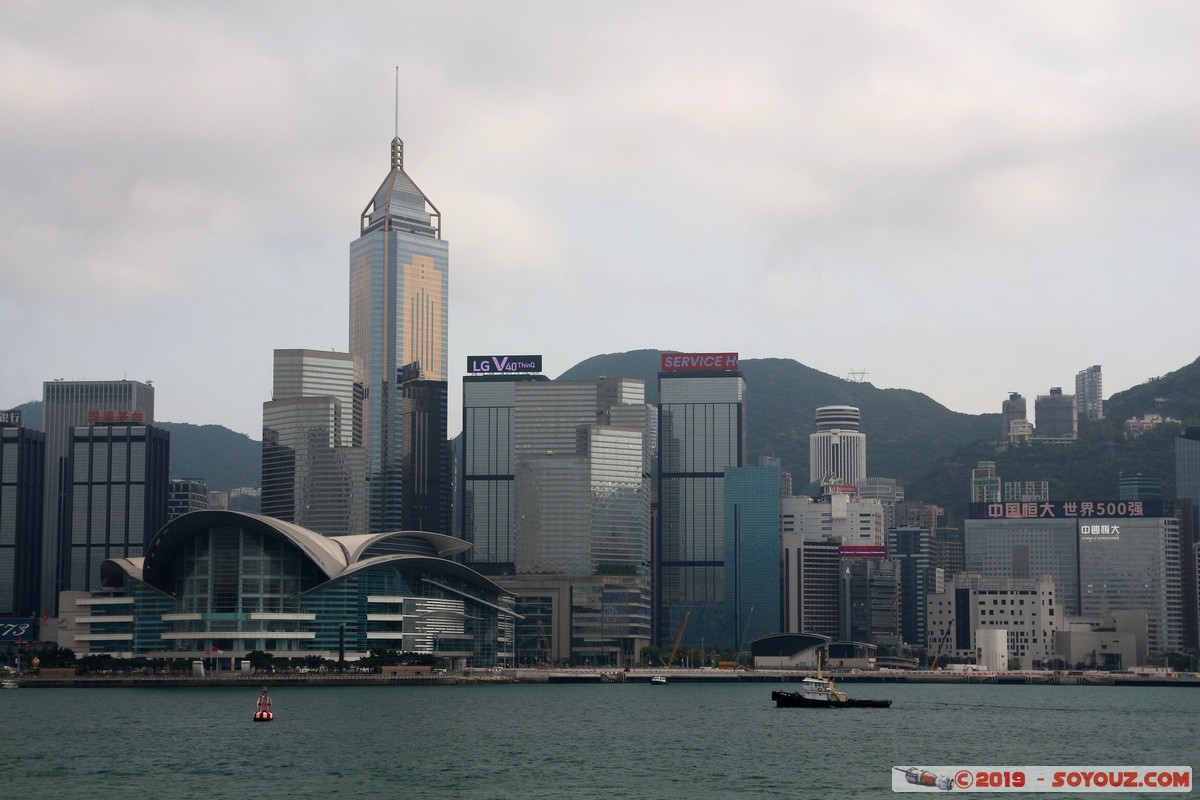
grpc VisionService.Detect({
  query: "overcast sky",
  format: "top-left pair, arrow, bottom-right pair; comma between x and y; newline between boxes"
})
2,1 -> 1197,438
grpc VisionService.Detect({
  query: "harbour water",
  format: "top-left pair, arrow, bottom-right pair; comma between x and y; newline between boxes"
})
5,682 -> 1197,799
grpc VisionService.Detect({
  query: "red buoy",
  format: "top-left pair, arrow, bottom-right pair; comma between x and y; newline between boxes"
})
254,688 -> 274,722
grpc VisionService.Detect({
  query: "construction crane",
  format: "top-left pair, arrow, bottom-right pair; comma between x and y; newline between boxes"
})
661,611 -> 692,668
929,619 -> 954,671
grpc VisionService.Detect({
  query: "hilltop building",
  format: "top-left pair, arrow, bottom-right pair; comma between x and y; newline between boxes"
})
970,462 -> 1001,504
1075,365 -> 1103,422
1001,392 -> 1027,443
1034,388 -> 1078,441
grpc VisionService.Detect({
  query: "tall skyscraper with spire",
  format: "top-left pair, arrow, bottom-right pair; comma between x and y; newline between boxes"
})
349,121 -> 449,533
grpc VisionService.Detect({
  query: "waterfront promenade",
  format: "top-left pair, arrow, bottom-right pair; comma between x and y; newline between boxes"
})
8,666 -> 1200,689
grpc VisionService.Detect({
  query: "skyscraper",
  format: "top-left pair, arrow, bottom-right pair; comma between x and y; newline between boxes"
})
0,412 -> 44,616
461,366 -> 653,666
261,349 -> 366,537
808,405 -> 866,487
350,132 -> 448,533
1075,365 -> 1103,422
657,352 -> 746,649
62,422 -> 169,595
724,465 -> 781,650
41,380 -> 154,613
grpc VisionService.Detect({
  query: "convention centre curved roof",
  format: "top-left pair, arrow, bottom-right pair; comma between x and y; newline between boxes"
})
104,510 -> 504,599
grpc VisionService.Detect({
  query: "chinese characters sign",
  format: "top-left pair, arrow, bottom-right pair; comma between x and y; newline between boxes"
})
87,410 -> 145,424
969,501 -> 1163,520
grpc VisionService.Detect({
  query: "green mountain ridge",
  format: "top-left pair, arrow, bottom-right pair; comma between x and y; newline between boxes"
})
560,350 -> 997,485
10,352 -> 1197,521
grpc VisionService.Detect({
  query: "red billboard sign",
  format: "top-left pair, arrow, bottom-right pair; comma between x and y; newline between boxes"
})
88,410 -> 145,424
660,352 -> 739,371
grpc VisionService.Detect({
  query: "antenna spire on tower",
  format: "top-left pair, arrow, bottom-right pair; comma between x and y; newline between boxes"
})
390,66 -> 403,170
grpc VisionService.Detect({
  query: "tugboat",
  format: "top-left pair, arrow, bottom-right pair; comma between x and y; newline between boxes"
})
772,669 -> 891,709
253,687 -> 274,721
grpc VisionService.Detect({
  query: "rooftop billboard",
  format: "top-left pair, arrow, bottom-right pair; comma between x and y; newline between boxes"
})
466,355 -> 543,375
660,352 -> 739,371
969,500 -> 1164,520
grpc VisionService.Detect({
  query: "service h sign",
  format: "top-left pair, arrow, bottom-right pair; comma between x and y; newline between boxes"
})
660,352 -> 739,371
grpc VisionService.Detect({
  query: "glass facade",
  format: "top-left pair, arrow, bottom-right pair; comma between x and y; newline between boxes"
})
1078,516 -> 1183,655
0,425 -> 44,616
64,425 -> 168,596
1177,430 -> 1200,515
93,512 -> 513,665
461,377 -> 526,571
657,371 -> 745,648
888,527 -> 932,648
965,517 -> 1082,615
399,369 -> 450,535
262,350 -> 367,537
463,376 -> 653,665
724,466 -> 781,651
41,380 -> 154,612
349,140 -> 449,534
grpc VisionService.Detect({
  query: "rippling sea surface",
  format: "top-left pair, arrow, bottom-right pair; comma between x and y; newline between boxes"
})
5,682 -> 1197,799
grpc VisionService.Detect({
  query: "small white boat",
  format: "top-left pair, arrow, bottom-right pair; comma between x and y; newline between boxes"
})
650,676 -> 668,685
2,679 -> 19,689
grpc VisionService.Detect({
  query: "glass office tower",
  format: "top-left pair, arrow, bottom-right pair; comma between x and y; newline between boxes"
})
724,466 -> 781,651
262,349 -> 366,537
461,373 -> 549,573
657,365 -> 746,649
63,423 -> 169,594
350,135 -> 448,533
0,417 -> 44,616
41,380 -> 154,612
1078,516 -> 1183,655
462,373 -> 653,665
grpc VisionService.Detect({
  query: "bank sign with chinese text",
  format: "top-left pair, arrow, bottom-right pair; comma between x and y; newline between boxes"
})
660,352 -> 739,371
969,500 -> 1163,520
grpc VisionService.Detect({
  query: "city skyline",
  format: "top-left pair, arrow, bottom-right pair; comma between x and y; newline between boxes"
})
2,3 -> 1198,438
